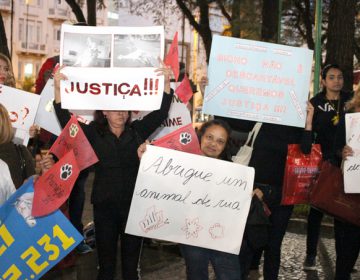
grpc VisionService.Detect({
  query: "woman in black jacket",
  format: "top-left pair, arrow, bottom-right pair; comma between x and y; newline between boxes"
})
53,64 -> 173,280
304,64 -> 352,270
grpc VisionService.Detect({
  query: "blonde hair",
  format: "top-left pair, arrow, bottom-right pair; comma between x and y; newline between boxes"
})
0,53 -> 15,87
346,90 -> 360,112
0,103 -> 14,144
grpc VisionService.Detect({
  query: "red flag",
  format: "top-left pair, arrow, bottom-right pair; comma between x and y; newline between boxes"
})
32,150 -> 80,217
164,32 -> 179,81
49,115 -> 98,170
175,74 -> 193,104
153,123 -> 202,155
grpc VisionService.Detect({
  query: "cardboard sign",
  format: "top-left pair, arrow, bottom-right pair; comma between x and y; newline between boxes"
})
131,94 -> 192,140
0,84 -> 40,131
0,178 -> 83,280
203,36 -> 313,128
343,113 -> 360,193
126,145 -> 254,254
59,24 -> 165,110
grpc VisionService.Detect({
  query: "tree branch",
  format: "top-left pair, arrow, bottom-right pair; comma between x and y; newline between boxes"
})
175,0 -> 201,33
65,0 -> 86,23
215,0 -> 231,23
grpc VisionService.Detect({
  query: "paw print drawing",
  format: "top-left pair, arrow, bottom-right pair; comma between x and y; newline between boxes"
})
69,123 -> 79,138
179,132 -> 192,145
60,164 -> 73,180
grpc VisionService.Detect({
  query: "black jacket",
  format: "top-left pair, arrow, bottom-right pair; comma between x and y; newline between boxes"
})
310,91 -> 352,160
54,91 -> 173,212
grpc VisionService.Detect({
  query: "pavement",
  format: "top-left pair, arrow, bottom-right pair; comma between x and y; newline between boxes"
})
42,173 -> 360,280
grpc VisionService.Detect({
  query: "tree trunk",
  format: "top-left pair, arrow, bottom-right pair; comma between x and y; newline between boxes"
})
325,0 -> 356,91
0,13 -> 10,58
65,0 -> 86,23
87,0 -> 97,26
261,0 -> 279,42
231,0 -> 241,38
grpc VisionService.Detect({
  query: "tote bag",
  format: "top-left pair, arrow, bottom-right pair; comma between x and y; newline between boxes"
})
281,144 -> 322,205
310,161 -> 360,226
232,123 -> 262,166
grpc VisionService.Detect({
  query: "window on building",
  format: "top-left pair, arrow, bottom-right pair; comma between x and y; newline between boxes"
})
36,22 -> 42,42
18,19 -> 24,41
53,28 -> 61,41
18,61 -> 22,80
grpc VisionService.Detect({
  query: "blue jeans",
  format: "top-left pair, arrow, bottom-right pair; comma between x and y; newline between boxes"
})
180,244 -> 241,280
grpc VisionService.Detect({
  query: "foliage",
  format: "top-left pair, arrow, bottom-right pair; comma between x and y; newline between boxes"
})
21,76 -> 35,93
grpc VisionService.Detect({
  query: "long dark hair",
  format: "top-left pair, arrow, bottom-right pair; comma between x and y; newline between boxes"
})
198,119 -> 232,161
93,110 -> 131,134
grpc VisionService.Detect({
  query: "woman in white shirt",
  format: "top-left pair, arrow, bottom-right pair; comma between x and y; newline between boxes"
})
0,159 -> 16,206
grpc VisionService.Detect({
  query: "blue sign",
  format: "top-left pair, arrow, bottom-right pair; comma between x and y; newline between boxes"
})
0,178 -> 83,280
203,35 -> 313,128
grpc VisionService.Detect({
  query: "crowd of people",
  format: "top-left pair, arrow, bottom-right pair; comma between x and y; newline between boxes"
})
0,37 -> 359,280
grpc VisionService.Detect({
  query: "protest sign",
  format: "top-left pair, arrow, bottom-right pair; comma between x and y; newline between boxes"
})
175,74 -> 193,104
59,24 -> 165,110
126,145 -> 254,254
203,35 -> 313,128
49,116 -> 98,171
343,113 -> 360,193
131,94 -> 192,140
32,150 -> 80,217
34,79 -> 93,136
0,178 -> 83,280
0,84 -> 40,131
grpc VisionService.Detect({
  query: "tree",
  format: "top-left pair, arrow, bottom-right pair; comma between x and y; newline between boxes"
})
64,0 -> 106,26
325,0 -> 356,91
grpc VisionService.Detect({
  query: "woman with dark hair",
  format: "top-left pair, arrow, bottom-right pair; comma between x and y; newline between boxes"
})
333,91 -> 360,280
53,64 -> 173,280
303,64 -> 352,270
140,118 -> 241,280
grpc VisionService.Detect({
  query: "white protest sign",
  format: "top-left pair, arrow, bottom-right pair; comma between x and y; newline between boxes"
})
0,84 -> 40,131
35,79 -> 93,135
126,145 -> 254,254
60,24 -> 165,110
343,113 -> 360,193
131,94 -> 192,140
13,129 -> 30,146
60,67 -> 164,110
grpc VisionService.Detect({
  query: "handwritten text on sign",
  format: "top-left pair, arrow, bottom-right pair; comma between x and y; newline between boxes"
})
344,113 -> 360,193
203,36 -> 313,128
125,145 -> 254,254
60,67 -> 164,111
0,179 -> 83,280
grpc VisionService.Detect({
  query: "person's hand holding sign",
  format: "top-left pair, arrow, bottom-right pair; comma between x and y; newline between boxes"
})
155,58 -> 172,95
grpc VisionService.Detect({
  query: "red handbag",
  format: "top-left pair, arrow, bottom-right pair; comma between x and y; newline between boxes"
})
281,144 -> 322,205
310,161 -> 360,226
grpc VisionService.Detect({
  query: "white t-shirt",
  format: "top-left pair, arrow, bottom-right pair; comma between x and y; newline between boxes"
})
0,159 -> 16,206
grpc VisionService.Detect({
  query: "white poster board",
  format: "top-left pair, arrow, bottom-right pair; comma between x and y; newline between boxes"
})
131,94 -> 192,140
60,24 -> 165,110
0,85 -> 40,145
34,79 -> 93,136
343,113 -> 360,193
126,145 -> 254,254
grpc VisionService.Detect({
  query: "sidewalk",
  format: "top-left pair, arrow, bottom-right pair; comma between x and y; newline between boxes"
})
42,173 -> 360,280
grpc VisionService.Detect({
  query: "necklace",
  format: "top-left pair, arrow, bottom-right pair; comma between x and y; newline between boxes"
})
326,97 -> 341,125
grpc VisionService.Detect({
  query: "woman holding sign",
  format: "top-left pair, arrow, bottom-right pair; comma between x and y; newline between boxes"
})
333,92 -> 360,280
138,119 -> 242,280
53,63 -> 173,280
